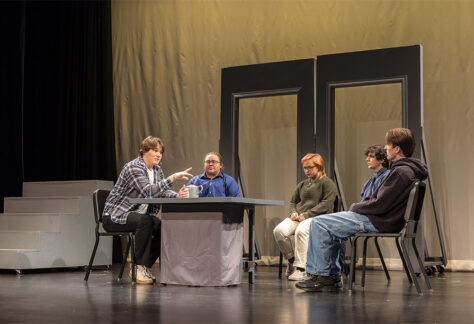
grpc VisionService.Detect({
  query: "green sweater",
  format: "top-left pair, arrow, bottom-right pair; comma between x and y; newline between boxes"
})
288,176 -> 338,219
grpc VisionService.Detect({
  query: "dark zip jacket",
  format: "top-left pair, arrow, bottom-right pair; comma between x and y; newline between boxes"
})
349,157 -> 428,233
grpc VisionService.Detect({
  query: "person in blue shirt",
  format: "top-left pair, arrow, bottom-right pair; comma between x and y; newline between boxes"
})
360,145 -> 391,200
187,152 -> 241,197
336,145 -> 391,281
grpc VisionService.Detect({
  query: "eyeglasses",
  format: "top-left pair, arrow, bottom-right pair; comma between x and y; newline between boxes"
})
303,165 -> 317,171
205,160 -> 221,165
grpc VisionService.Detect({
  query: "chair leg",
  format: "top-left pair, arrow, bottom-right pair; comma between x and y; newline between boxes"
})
395,237 -> 413,284
84,236 -> 100,281
400,238 -> 422,294
412,238 -> 432,290
361,237 -> 369,288
118,237 -> 131,279
130,235 -> 136,282
278,252 -> 283,279
339,239 -> 349,276
374,237 -> 390,281
349,237 -> 358,291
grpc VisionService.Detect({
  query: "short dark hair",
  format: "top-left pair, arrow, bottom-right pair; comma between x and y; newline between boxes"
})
204,152 -> 224,170
204,152 -> 223,163
385,128 -> 415,157
139,136 -> 164,157
364,145 -> 389,168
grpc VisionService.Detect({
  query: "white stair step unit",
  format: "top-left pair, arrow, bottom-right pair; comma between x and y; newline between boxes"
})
0,180 -> 114,270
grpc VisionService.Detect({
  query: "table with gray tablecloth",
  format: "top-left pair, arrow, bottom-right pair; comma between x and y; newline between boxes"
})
129,197 -> 283,285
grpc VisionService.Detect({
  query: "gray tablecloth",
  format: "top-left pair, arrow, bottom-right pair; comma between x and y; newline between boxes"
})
160,212 -> 244,286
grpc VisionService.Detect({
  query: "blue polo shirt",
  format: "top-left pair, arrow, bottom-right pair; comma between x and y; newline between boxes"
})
188,171 -> 241,197
360,167 -> 391,201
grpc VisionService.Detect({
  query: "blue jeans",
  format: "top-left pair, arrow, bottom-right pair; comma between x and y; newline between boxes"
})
306,211 -> 378,276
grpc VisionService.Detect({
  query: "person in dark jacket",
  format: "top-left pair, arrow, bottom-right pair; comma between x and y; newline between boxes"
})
296,128 -> 428,292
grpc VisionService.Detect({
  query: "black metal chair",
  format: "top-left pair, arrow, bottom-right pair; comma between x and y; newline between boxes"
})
84,189 -> 137,282
348,182 -> 432,294
278,195 -> 340,279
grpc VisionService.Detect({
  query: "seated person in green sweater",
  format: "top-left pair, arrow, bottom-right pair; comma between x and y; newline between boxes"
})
273,153 -> 338,281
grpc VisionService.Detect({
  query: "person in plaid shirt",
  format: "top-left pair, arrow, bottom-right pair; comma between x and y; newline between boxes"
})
103,136 -> 192,284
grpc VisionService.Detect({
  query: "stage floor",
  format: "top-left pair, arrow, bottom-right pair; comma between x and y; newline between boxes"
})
1,265 -> 473,323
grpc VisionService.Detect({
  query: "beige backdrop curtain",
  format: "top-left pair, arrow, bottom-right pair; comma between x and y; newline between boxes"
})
112,0 -> 474,270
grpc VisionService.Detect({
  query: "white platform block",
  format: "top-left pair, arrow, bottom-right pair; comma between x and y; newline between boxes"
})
0,213 -> 64,232
0,231 -> 39,250
23,180 -> 113,197
4,197 -> 81,213
0,180 -> 114,270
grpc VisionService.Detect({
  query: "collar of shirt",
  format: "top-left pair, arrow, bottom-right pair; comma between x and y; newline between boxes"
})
138,156 -> 146,167
374,167 -> 388,178
198,171 -> 224,180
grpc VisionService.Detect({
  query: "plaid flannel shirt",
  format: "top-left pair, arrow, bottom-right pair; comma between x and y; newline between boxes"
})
103,157 -> 177,224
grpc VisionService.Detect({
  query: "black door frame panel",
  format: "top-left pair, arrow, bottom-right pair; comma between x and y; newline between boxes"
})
219,59 -> 316,183
316,45 -> 424,273
316,45 -> 423,178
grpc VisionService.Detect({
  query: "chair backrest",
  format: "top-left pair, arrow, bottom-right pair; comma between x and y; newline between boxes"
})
333,195 -> 341,212
403,181 -> 426,235
92,189 -> 111,224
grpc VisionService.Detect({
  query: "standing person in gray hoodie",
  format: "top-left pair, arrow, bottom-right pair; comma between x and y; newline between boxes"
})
296,128 -> 428,292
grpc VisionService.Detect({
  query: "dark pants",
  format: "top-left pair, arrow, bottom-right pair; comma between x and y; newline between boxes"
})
103,212 -> 161,268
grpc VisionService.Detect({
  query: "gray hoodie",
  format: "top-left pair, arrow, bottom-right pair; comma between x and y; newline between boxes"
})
350,157 -> 428,233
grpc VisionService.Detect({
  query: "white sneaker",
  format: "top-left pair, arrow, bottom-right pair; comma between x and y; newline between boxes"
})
145,266 -> 156,282
286,262 -> 295,277
288,269 -> 308,281
130,265 -> 156,282
135,265 -> 154,284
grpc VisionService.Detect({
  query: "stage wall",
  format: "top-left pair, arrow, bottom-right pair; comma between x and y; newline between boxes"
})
111,0 -> 474,270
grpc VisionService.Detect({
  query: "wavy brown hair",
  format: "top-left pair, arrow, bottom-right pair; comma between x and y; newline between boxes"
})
139,136 -> 164,157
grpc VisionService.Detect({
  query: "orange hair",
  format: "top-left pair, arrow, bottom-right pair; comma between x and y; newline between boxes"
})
301,153 -> 326,176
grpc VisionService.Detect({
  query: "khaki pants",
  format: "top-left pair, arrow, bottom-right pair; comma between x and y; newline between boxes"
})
273,217 -> 312,269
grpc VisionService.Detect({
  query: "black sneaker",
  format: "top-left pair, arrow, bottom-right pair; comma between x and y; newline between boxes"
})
295,274 -> 318,289
296,274 -> 342,289
296,275 -> 337,292
332,274 -> 343,289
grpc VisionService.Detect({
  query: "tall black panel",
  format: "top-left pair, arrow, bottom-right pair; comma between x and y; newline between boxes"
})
316,45 -> 423,178
220,59 -> 316,183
